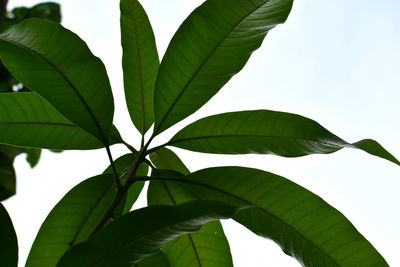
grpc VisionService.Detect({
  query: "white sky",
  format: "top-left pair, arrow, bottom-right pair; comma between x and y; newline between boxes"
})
3,0 -> 400,266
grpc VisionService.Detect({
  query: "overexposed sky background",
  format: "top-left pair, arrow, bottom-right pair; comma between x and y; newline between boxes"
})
3,0 -> 400,266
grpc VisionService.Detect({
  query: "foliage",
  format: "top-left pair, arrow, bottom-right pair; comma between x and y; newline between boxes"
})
0,1 -> 61,201
0,0 -> 398,266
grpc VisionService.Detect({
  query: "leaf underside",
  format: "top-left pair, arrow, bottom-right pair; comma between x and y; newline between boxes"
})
57,201 -> 237,267
0,92 -> 106,150
153,0 -> 293,134
149,167 -> 388,267
0,19 -> 114,143
148,170 -> 233,266
0,203 -> 18,267
26,174 -> 116,267
120,0 -> 159,134
169,110 -> 400,165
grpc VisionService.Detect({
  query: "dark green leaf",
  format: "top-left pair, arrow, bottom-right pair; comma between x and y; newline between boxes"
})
153,0 -> 293,134
149,147 -> 190,174
25,148 -> 41,168
0,144 -> 25,160
26,174 -> 116,267
0,152 -> 15,200
149,181 -> 234,267
0,203 -> 18,267
149,167 -> 388,267
0,19 -> 114,143
352,139 -> 400,166
10,7 -> 30,22
57,201 -> 237,267
149,152 -> 233,267
135,251 -> 170,267
168,110 -> 400,166
103,153 -> 147,215
0,92 -> 117,150
29,3 -> 61,23
120,0 -> 159,134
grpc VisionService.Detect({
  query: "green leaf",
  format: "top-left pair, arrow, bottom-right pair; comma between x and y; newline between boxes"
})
168,110 -> 400,166
103,153 -> 147,215
0,19 -> 114,143
0,144 -> 25,160
29,2 -> 61,23
57,201 -> 237,267
148,170 -> 233,267
120,0 -> 159,134
135,251 -> 170,267
149,150 -> 233,267
0,152 -> 15,201
148,167 -> 388,267
10,2 -> 61,24
0,203 -> 18,267
149,147 -> 190,174
26,174 -> 117,267
25,148 -> 41,168
0,92 -> 117,150
153,0 -> 293,134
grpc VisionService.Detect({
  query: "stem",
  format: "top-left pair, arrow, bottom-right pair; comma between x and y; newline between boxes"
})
145,143 -> 168,155
86,185 -> 127,239
143,158 -> 156,171
87,135 -> 156,238
140,133 -> 145,149
105,145 -> 121,191
122,139 -> 137,153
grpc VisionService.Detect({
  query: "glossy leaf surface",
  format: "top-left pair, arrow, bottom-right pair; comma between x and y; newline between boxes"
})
149,149 -> 233,266
149,147 -> 190,174
135,251 -> 170,267
0,93 -> 111,150
57,201 -> 237,267
120,0 -> 159,134
0,203 -> 18,267
26,174 -> 116,267
0,19 -> 114,143
0,152 -> 15,200
153,0 -> 293,134
149,167 -> 388,267
149,169 -> 233,266
25,148 -> 41,168
169,110 -> 400,165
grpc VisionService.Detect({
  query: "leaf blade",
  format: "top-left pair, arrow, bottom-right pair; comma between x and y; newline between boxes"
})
169,110 -> 400,165
26,174 -> 116,267
0,92 -> 113,150
153,0 -> 293,134
148,169 -> 233,267
57,201 -> 237,267
0,19 -> 114,143
150,167 -> 389,267
149,147 -> 190,175
0,203 -> 18,267
120,0 -> 159,134
0,152 -> 15,201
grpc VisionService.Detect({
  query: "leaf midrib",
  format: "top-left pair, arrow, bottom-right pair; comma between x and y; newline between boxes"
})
155,0 -> 275,134
88,208 -> 223,266
0,121 -> 75,127
168,134 -> 348,149
126,1 -> 146,134
28,177 -> 115,264
160,181 -> 202,267
1,36 -> 108,144
144,176 -> 341,267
